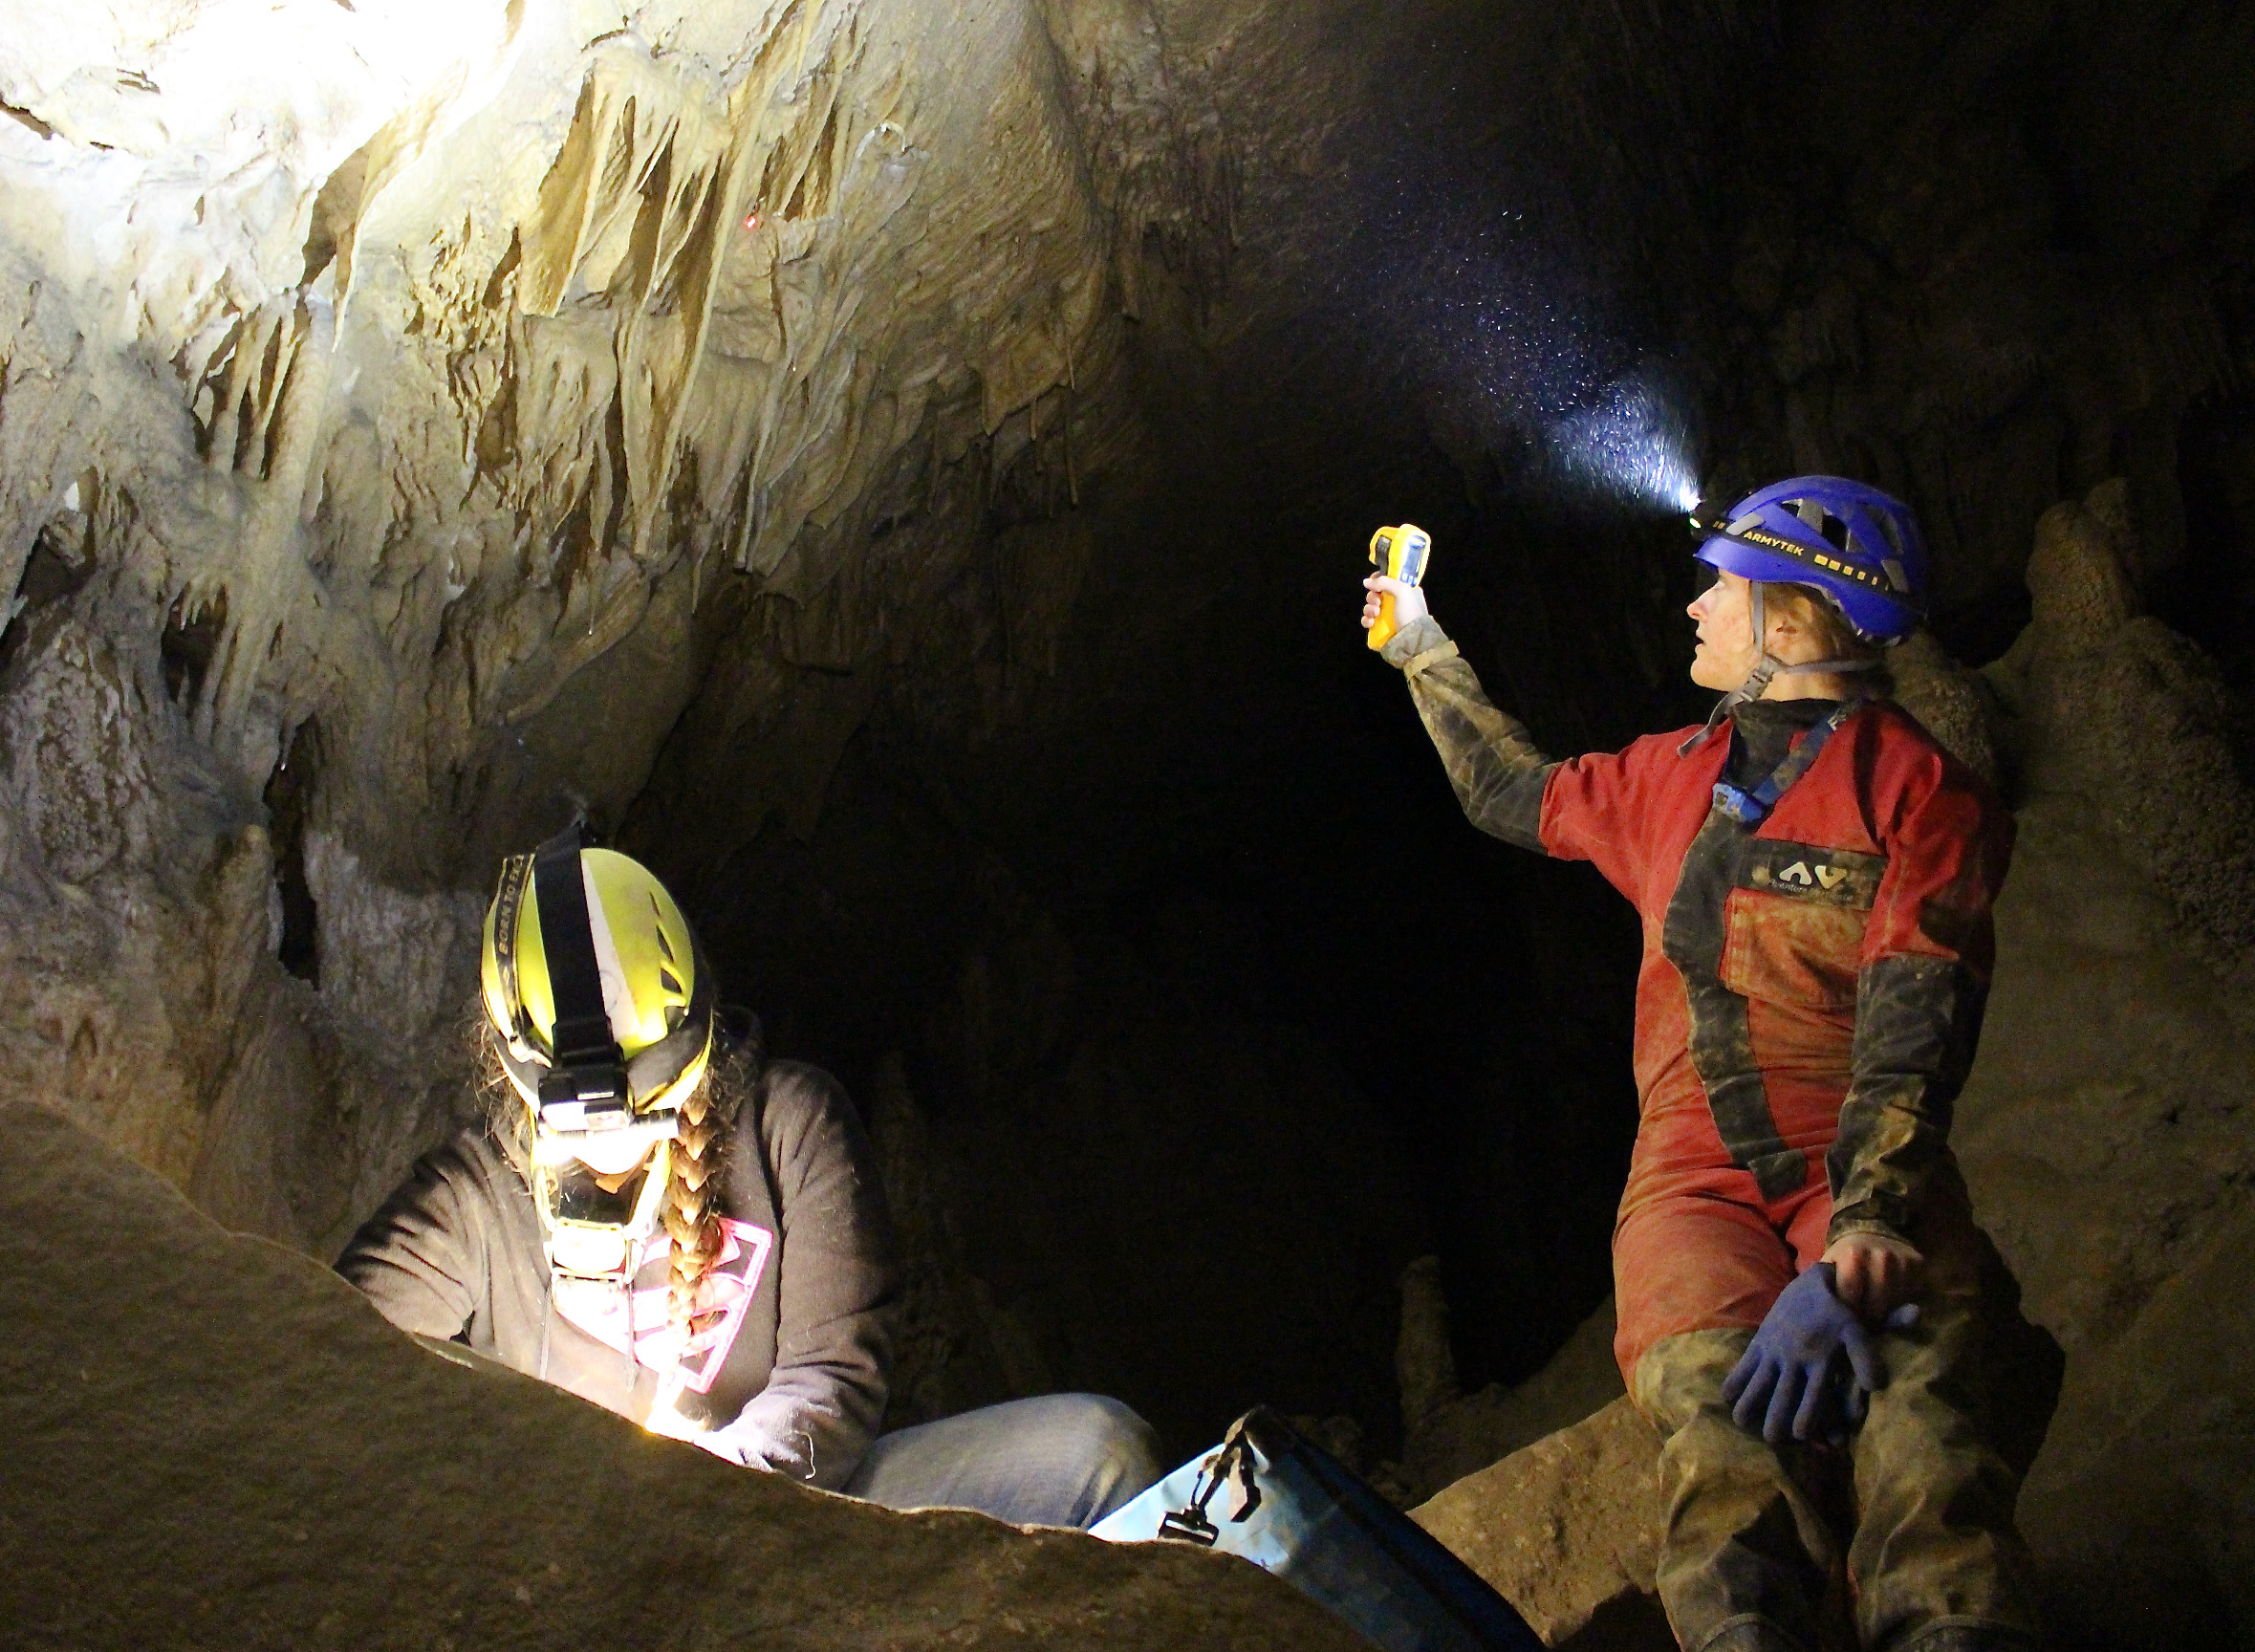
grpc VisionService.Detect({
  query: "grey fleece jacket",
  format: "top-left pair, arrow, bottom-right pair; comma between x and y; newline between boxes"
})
336,1059 -> 900,1489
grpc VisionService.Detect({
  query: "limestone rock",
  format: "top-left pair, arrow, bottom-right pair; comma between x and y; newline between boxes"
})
2014,1195 -> 2255,1645
1952,795 -> 2255,1645
861,1053 -> 1033,1428
1411,1398 -> 1671,1652
1393,1276 -> 1627,1505
1888,629 -> 2002,788
0,1098 -> 1371,1652
0,0 -> 1238,1246
1396,1254 -> 1462,1436
2083,621 -> 2255,957
1986,478 -> 2255,960
2027,492 -> 2142,648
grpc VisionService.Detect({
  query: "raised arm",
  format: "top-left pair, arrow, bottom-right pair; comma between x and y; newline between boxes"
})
1365,576 -> 1557,853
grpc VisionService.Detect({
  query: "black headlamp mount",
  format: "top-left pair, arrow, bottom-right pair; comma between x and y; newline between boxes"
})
490,821 -> 631,1132
489,821 -> 714,1139
533,823 -> 634,1130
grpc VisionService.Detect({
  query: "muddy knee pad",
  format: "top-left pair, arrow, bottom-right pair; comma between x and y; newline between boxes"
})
1849,1287 -> 2047,1650
1635,1330 -> 1841,1652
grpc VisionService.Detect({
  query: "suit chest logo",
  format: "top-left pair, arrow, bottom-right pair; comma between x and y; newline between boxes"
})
1741,840 -> 1885,908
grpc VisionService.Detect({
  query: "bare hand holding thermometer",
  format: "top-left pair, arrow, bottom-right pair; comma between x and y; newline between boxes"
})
1361,523 -> 1432,649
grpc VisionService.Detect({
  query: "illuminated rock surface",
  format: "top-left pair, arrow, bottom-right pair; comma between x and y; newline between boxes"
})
0,1098 -> 1367,1652
1412,1399 -> 1667,1652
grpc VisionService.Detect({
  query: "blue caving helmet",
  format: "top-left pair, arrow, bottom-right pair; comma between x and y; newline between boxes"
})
1692,475 -> 1928,643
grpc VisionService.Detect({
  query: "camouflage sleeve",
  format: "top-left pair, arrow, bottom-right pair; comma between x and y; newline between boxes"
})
1378,616 -> 1557,853
1825,757 -> 2012,1249
1825,957 -> 1990,1247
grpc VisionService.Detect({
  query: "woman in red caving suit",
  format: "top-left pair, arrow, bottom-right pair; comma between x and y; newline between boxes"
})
1364,477 -> 2045,1652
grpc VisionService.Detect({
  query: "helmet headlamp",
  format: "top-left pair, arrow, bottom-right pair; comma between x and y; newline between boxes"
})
480,824 -> 716,1247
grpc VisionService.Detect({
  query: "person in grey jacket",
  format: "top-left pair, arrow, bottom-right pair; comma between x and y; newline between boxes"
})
338,827 -> 1157,1526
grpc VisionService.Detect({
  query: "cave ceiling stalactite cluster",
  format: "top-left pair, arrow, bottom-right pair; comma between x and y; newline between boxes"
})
4,1 -> 2255,1646
0,0 -> 1244,1250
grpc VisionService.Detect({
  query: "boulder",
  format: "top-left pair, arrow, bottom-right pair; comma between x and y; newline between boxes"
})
1986,478 -> 2255,959
1410,1398 -> 1671,1652
0,1098 -> 1370,1652
1888,629 -> 2003,789
1393,1269 -> 1627,1504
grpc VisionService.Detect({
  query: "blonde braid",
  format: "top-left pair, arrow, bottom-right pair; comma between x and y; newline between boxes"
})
663,1075 -> 728,1331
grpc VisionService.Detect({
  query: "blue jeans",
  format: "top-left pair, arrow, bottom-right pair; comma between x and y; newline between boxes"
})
843,1393 -> 1162,1529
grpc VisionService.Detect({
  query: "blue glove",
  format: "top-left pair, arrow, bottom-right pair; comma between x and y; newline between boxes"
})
1722,1263 -> 1920,1446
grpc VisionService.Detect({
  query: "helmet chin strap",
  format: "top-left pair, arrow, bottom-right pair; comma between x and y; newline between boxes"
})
1679,580 -> 1880,756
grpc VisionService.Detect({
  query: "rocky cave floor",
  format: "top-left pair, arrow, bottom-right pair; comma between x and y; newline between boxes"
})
4,1 -> 2255,1648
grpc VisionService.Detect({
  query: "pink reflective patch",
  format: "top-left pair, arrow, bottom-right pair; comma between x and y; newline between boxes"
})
551,1217 -> 771,1390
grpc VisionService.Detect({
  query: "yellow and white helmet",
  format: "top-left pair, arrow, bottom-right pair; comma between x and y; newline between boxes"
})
479,826 -> 714,1157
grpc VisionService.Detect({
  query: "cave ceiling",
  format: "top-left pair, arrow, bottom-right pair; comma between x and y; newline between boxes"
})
5,0 -> 2249,894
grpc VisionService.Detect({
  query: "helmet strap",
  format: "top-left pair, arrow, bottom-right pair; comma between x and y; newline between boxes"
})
529,822 -> 632,1128
1677,582 -> 1880,756
489,852 -> 536,1058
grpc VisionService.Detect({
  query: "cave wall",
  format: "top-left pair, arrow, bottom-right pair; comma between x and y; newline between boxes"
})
1686,1 -> 2255,661
0,0 -> 1245,1256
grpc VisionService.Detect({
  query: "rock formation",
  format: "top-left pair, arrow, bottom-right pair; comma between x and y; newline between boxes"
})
0,0 -> 1231,1253
2,1098 -> 1368,1651
1414,1398 -> 1669,1652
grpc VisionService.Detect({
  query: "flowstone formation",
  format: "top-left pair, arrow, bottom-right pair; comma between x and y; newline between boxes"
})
0,0 -> 1236,1251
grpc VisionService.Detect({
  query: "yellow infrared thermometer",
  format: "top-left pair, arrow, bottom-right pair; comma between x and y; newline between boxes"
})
1366,523 -> 1432,651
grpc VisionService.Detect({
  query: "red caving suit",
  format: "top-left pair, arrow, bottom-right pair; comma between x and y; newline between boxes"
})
1381,615 -> 2049,1652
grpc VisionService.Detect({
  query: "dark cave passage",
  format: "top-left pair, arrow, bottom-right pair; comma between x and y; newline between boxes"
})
614,266 -> 1722,1454
600,0 -> 2255,1463
623,469 -> 1642,1453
